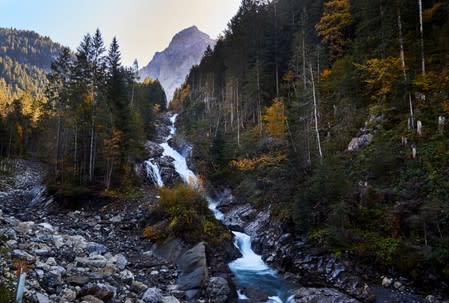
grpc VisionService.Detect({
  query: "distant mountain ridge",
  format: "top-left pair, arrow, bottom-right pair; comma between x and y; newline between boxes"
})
0,28 -> 64,95
139,26 -> 216,103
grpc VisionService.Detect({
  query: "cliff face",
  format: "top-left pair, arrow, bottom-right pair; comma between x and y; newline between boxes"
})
139,26 -> 216,103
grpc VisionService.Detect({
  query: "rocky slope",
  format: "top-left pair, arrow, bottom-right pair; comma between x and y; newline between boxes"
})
0,160 -> 233,303
139,26 -> 216,103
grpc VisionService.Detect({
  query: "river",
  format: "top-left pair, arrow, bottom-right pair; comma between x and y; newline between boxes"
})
145,113 -> 295,302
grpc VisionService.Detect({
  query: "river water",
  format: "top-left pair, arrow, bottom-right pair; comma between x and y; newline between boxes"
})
145,113 -> 295,302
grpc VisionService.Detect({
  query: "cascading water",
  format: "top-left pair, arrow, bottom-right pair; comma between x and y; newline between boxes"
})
145,159 -> 164,187
146,113 -> 295,303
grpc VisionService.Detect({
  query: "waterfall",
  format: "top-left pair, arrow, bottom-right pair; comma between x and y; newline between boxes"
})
146,113 -> 294,302
145,159 -> 164,187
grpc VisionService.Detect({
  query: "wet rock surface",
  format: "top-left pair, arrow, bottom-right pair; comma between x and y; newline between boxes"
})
218,196 -> 449,303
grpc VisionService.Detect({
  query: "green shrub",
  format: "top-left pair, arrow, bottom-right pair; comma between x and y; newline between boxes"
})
0,282 -> 14,303
144,184 -> 231,245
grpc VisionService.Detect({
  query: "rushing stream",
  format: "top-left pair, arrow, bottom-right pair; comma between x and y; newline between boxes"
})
146,114 -> 295,302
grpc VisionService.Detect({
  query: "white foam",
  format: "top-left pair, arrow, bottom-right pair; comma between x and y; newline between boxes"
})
229,231 -> 275,273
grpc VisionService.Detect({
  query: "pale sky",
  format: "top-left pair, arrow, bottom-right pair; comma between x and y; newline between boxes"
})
0,0 -> 242,66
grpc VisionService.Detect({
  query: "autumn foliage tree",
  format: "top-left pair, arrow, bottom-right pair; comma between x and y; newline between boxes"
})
315,0 -> 353,62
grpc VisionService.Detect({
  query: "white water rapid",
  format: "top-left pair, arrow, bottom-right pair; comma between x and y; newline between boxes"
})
145,114 -> 294,302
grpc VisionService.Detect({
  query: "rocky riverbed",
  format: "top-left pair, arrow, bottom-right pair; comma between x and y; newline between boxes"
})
0,160 -> 233,303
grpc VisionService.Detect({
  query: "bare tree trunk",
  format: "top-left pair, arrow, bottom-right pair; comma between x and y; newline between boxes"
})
256,59 -> 263,135
56,113 -> 62,175
274,0 -> 280,97
397,5 -> 415,129
302,30 -> 307,88
236,80 -> 241,148
74,125 -> 78,177
310,64 -> 323,159
418,0 -> 425,76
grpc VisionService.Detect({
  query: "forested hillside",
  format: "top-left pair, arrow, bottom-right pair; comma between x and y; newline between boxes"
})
0,29 -> 166,197
0,28 -> 64,95
173,0 -> 449,289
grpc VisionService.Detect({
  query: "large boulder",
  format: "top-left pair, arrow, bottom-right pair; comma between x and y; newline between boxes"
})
152,238 -> 185,262
176,242 -> 208,297
347,134 -> 373,152
292,288 -> 360,303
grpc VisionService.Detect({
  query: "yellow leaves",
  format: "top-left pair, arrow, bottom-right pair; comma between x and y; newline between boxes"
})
282,70 -> 295,82
423,2 -> 443,22
442,100 -> 449,117
315,0 -> 353,61
320,68 -> 332,80
153,104 -> 161,114
231,153 -> 288,172
356,57 -> 402,101
263,98 -> 287,140
103,128 -> 122,160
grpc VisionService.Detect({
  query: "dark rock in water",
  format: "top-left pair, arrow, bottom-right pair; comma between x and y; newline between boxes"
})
292,287 -> 360,303
176,242 -> 208,296
146,141 -> 164,158
206,277 -> 230,303
159,156 -> 175,167
241,287 -> 269,302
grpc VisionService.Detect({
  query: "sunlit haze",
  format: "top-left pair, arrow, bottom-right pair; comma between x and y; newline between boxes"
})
0,0 -> 241,66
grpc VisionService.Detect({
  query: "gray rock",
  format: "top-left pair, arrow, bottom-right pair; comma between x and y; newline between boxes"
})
14,221 -> 35,234
76,255 -> 107,268
86,242 -> 107,255
110,215 -> 123,223
131,280 -> 148,293
80,295 -> 104,303
142,287 -> 163,303
292,288 -> 360,303
347,134 -> 373,152
206,277 -> 230,303
67,275 -> 91,286
145,141 -> 164,158
162,296 -> 180,303
36,292 -> 50,303
115,253 -> 128,270
61,288 -> 77,301
176,242 -> 208,293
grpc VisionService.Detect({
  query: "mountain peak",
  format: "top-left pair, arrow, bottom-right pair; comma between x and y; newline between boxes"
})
140,26 -> 216,104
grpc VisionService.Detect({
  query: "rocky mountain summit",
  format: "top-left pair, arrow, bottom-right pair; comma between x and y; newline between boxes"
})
139,26 -> 216,103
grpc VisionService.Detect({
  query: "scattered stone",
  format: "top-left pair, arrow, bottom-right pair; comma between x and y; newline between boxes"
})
80,295 -> 104,303
162,296 -> 180,303
142,287 -> 163,303
382,276 -> 393,288
36,292 -> 50,303
115,253 -> 128,270
131,280 -> 148,293
62,288 -> 77,301
292,288 -> 360,303
206,277 -> 230,303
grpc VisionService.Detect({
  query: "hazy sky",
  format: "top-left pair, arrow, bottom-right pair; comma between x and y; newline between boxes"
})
0,0 -> 241,66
